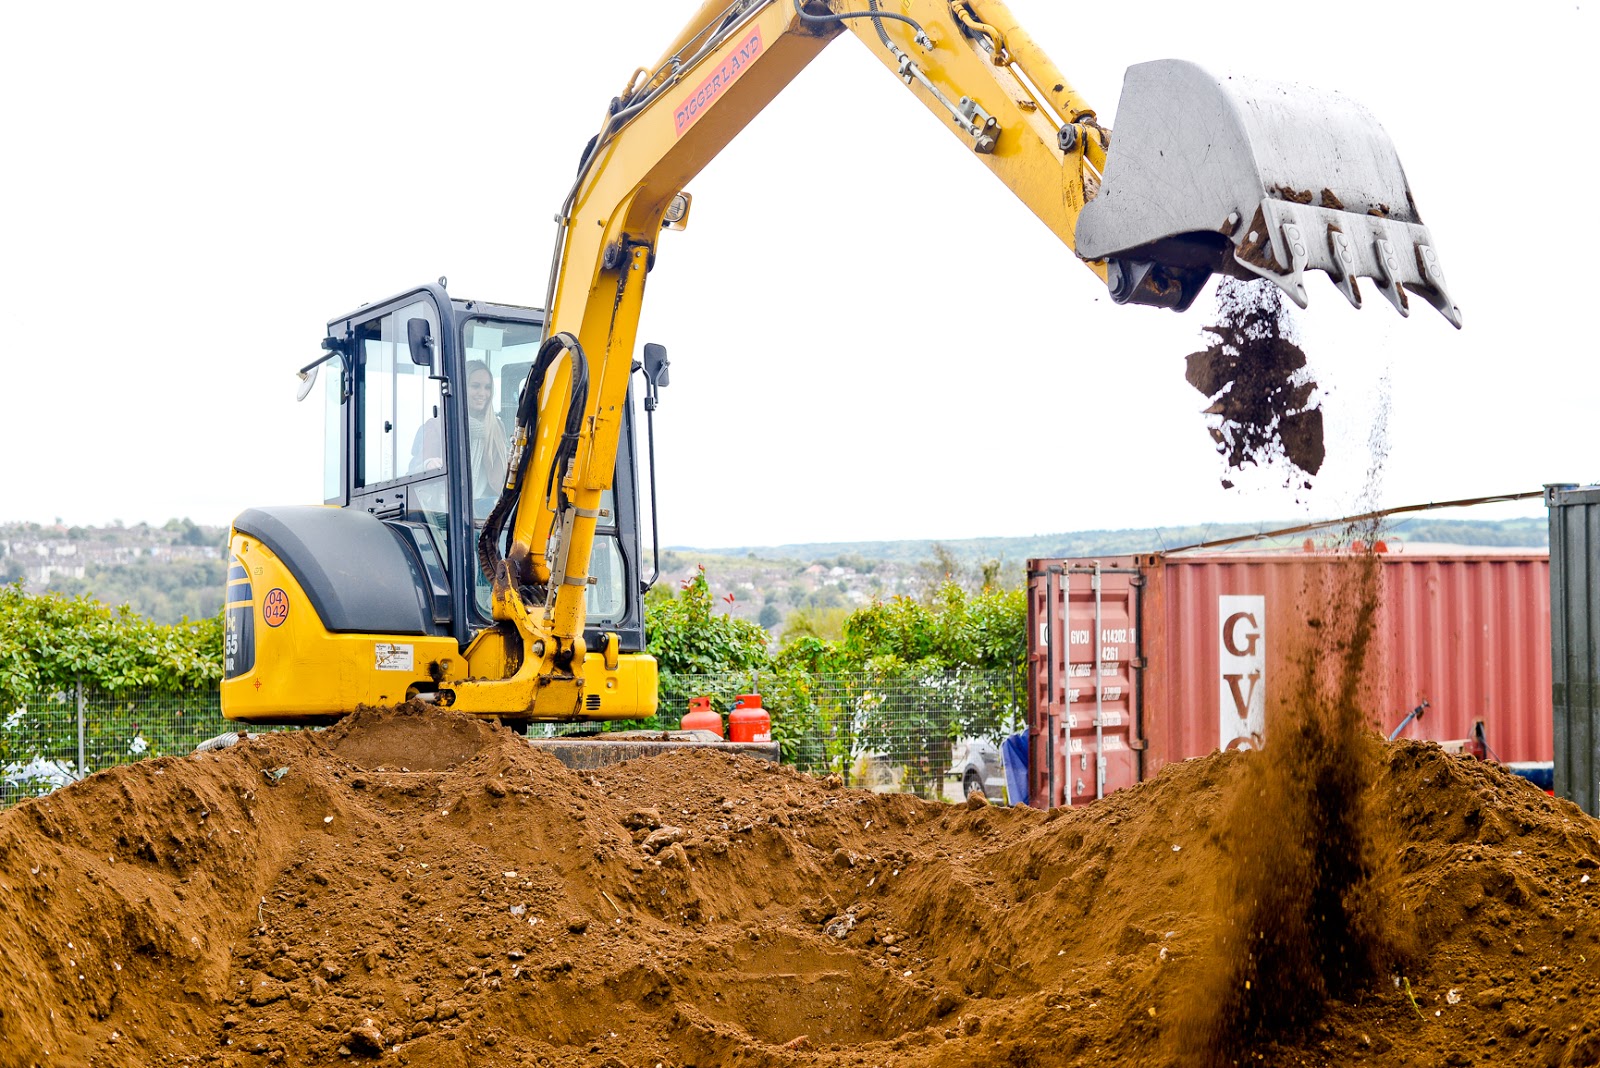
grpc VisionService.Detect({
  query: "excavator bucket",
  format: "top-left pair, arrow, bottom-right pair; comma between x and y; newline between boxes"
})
1075,60 -> 1461,328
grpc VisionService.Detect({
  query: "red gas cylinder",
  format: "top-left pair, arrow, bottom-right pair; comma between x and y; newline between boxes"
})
681,696 -> 724,739
728,694 -> 771,743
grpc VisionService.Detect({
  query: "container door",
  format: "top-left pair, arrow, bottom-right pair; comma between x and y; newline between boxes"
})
1550,483 -> 1600,816
1026,567 -> 1058,809
1028,563 -> 1141,807
1062,564 -> 1139,804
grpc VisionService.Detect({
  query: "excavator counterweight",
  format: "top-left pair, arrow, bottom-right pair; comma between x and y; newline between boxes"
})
1076,59 -> 1459,326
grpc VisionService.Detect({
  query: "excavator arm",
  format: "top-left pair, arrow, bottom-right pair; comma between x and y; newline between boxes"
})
299,0 -> 1461,722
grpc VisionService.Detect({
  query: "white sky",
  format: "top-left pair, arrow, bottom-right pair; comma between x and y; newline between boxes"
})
2,1 -> 1591,548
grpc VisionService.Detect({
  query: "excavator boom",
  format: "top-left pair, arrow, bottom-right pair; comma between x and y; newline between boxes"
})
223,0 -> 1459,729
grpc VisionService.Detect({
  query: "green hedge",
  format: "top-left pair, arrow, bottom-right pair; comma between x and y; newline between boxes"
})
0,583 -> 221,698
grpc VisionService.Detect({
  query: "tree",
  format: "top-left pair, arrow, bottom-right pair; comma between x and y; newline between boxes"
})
645,566 -> 770,676
48,559 -> 227,625
837,581 -> 1023,673
780,605 -> 852,644
759,573 -> 1028,796
804,585 -> 847,611
808,580 -> 1026,797
914,542 -> 1017,598
163,516 -> 214,547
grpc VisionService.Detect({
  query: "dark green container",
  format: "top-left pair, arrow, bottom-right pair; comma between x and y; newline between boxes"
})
1548,483 -> 1600,816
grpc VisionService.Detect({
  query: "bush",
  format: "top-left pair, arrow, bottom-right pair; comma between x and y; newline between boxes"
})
0,583 -> 222,698
0,584 -> 223,788
646,566 -> 771,676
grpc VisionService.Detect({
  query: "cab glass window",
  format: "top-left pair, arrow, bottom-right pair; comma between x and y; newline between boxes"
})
588,525 -> 627,623
355,300 -> 441,487
469,483 -> 629,624
459,317 -> 629,630
413,479 -> 450,568
461,318 -> 540,514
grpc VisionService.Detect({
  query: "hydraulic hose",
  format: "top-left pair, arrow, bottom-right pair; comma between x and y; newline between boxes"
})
477,332 -> 590,589
790,0 -> 926,43
544,1 -> 751,333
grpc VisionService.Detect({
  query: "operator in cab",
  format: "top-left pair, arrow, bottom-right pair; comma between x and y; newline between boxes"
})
409,359 -> 509,517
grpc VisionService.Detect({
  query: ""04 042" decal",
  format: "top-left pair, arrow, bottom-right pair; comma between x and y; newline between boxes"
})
262,588 -> 290,628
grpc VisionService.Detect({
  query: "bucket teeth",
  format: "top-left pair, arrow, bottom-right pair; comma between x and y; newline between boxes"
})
1225,200 -> 1461,327
1278,222 -> 1310,309
1327,226 -> 1362,310
1415,245 -> 1463,329
1373,237 -> 1411,318
1221,210 -> 1465,325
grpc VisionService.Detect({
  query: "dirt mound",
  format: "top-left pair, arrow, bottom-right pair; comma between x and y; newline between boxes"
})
324,703 -> 500,772
1,704 -> 1596,1067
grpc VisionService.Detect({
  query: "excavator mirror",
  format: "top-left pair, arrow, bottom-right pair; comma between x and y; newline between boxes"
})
295,363 -> 320,402
642,343 -> 669,390
295,341 -> 342,402
406,317 -> 437,374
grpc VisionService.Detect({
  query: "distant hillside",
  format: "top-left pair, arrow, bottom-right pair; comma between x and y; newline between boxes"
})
1,514 -> 1550,632
686,515 -> 1550,566
2,519 -> 227,625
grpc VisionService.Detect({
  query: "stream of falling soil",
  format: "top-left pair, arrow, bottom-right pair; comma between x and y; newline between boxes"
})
1177,354 -> 1403,1060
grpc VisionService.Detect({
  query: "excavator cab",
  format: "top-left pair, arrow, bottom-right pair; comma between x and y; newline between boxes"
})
221,284 -> 652,723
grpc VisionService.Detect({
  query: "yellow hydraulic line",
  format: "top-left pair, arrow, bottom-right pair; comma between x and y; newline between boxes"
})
965,1 -> 1108,175
949,2 -> 1008,64
967,0 -> 1094,120
622,66 -> 652,98
506,348 -> 574,588
960,0 -> 1100,123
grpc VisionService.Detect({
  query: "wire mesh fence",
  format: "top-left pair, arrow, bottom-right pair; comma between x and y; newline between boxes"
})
552,668 -> 1025,800
3,668 -> 1024,809
0,684 -> 242,807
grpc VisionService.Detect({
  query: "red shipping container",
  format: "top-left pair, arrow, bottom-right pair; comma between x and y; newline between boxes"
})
1025,547 -> 1551,809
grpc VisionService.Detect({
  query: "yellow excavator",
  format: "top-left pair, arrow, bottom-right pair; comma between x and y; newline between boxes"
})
220,0 -> 1460,748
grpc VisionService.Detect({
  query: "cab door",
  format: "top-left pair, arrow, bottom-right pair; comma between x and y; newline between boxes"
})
347,295 -> 446,518
327,287 -> 457,634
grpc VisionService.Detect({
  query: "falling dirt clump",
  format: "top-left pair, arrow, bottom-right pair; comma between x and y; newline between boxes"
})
1,702 -> 1597,1068
1187,277 -> 1325,488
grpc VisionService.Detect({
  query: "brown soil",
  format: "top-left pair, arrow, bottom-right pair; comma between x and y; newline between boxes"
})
1,703 -> 1597,1068
1187,278 -> 1325,490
